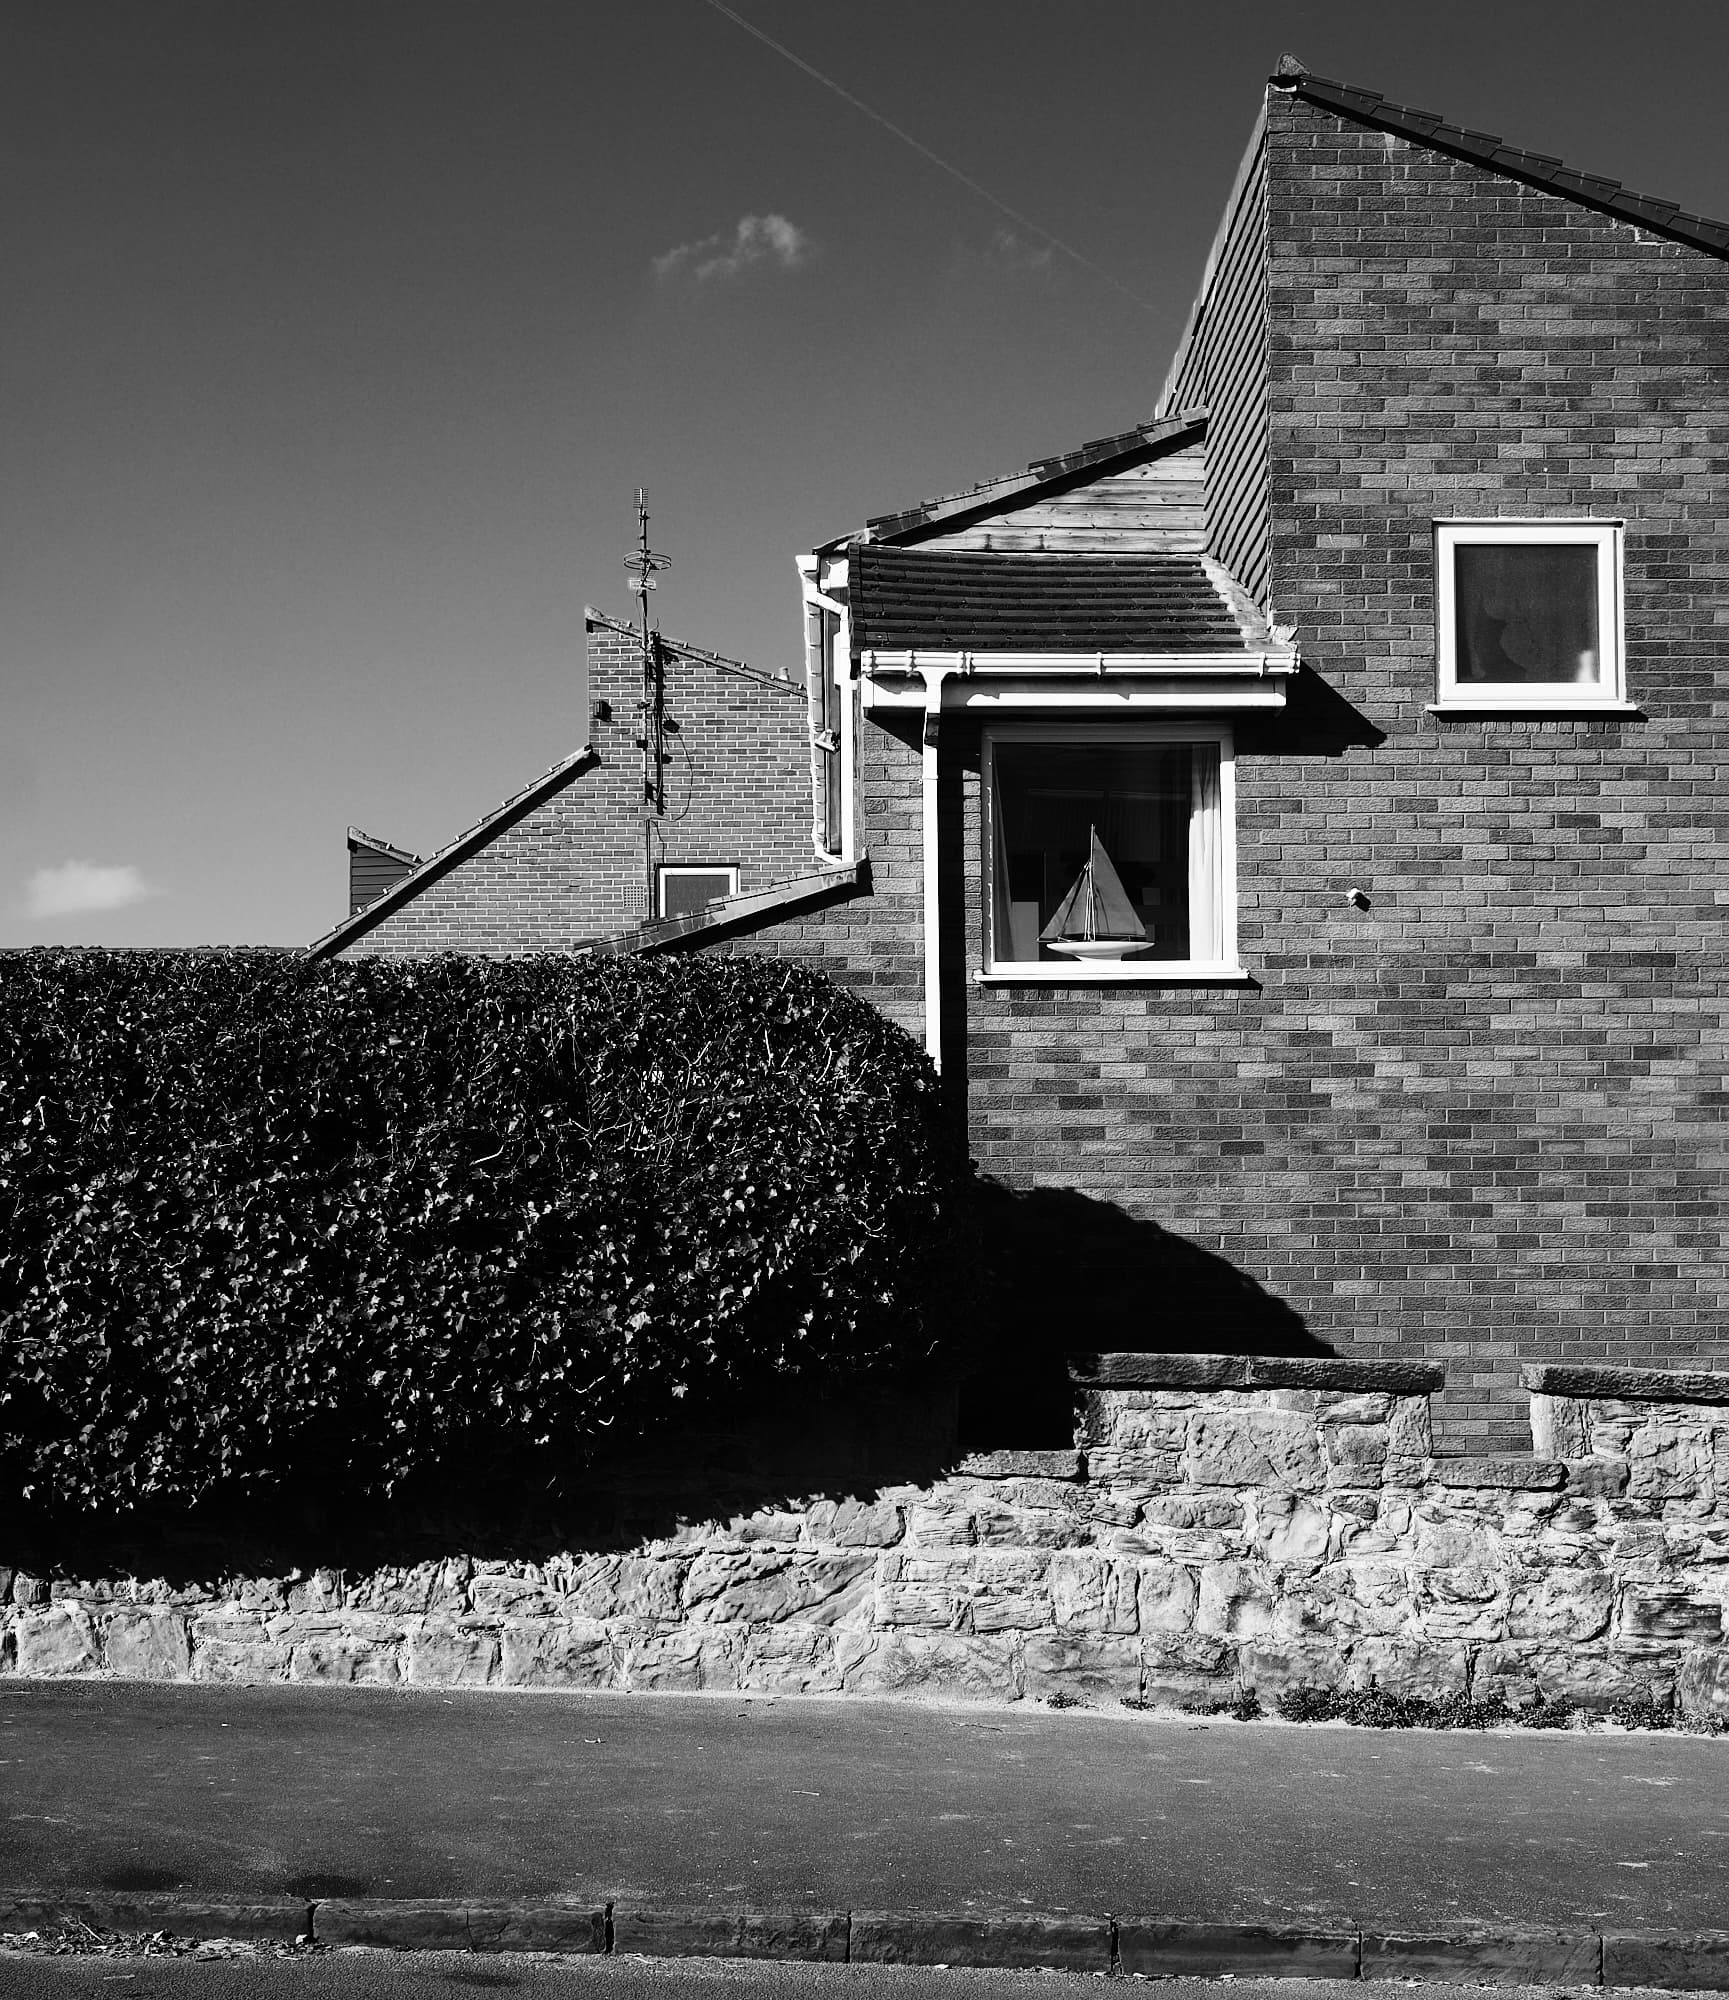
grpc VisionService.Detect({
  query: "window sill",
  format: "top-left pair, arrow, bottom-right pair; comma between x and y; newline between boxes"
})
975,963 -> 1253,988
1427,700 -> 1641,717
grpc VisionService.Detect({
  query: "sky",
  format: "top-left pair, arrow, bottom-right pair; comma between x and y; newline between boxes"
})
6,0 -> 1729,947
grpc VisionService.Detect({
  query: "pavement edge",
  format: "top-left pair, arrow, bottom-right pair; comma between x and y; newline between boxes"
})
4,1894 -> 1728,1988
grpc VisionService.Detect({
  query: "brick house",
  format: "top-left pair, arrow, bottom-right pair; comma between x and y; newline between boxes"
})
311,611 -> 864,959
317,64 -> 1729,1449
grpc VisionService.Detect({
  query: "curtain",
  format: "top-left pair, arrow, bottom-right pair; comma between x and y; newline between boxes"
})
1187,743 -> 1222,962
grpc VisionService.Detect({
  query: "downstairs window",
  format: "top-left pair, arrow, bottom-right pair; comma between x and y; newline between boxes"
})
982,727 -> 1237,978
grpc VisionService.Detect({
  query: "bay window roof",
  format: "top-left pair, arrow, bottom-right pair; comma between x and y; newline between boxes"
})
849,547 -> 1259,657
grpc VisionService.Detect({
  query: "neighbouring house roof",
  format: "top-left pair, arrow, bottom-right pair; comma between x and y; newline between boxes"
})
856,411 -> 1207,548
308,748 -> 597,958
346,827 -> 422,868
1278,62 -> 1729,259
582,605 -> 802,694
585,859 -> 872,956
848,547 -> 1259,656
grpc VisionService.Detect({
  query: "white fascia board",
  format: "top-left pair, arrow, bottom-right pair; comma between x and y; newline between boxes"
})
956,683 -> 1286,712
862,675 -> 1290,713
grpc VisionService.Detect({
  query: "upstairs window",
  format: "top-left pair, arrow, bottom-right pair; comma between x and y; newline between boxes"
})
1435,520 -> 1626,711
982,726 -> 1237,980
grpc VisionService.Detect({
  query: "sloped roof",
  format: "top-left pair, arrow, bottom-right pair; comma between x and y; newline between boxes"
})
586,859 -> 871,955
860,411 -> 1206,547
849,548 -> 1251,655
582,605 -> 802,694
1280,63 -> 1729,259
308,748 -> 596,958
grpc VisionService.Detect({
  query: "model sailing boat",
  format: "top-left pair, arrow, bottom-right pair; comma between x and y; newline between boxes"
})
1040,825 -> 1151,960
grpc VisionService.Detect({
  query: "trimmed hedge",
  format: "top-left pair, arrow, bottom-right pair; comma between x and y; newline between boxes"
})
0,949 -> 970,1515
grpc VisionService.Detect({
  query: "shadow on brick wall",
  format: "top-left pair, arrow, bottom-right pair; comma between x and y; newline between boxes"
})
960,1181 -> 1330,1446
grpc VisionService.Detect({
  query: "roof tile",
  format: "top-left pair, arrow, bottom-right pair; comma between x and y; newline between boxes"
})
850,548 -> 1246,655
1284,70 -> 1729,262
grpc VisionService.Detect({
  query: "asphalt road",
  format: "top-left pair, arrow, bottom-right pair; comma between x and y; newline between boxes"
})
3,1684 -> 1727,1931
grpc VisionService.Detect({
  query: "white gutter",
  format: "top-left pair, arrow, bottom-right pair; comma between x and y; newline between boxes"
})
861,649 -> 1297,676
796,554 -> 858,865
859,647 -> 1298,717
919,667 -> 952,1070
824,560 -> 856,866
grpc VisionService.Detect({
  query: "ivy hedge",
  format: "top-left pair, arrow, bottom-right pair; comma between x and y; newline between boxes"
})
0,949 -> 971,1517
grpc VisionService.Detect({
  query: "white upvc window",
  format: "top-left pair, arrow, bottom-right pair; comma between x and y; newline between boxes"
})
980,722 -> 1240,983
657,865 -> 739,919
1434,519 -> 1628,711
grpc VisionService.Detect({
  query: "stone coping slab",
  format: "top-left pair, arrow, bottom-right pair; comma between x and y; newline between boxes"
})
9,1891 -> 1729,1988
1523,1361 -> 1729,1407
1069,1351 -> 1446,1395
953,1450 -> 1083,1481
1426,1456 -> 1568,1491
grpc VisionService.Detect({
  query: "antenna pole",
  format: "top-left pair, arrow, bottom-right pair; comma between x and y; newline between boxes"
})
623,490 -> 672,914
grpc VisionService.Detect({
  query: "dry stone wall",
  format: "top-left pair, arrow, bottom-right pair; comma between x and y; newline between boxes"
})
5,1355 -> 1726,1718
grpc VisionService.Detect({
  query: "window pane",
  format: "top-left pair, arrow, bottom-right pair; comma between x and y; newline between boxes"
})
660,870 -> 734,918
992,743 -> 1191,961
1454,543 -> 1600,684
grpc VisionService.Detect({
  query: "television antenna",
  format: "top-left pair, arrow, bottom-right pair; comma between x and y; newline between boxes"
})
624,490 -> 672,826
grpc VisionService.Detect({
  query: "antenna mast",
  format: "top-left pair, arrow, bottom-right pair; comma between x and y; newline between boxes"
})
623,491 -> 672,914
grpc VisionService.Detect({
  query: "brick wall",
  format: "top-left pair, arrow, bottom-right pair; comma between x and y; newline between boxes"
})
1247,90 -> 1729,1441
339,622 -> 814,955
723,706 -> 928,1044
737,98 -> 1729,1450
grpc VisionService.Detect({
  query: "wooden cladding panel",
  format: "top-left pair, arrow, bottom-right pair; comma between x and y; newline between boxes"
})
1162,131 -> 1269,603
1197,135 -> 1269,603
917,450 -> 1207,554
350,850 -> 418,915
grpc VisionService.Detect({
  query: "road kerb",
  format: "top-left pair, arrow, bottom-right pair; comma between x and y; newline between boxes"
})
1116,1918 -> 1359,1980
611,1907 -> 848,1961
1362,1927 -> 1602,1985
311,1897 -> 470,1950
464,1901 -> 610,1955
7,1888 -> 1729,1989
0,1893 -> 309,1944
1603,1930 -> 1729,1992
848,1912 -> 1110,1970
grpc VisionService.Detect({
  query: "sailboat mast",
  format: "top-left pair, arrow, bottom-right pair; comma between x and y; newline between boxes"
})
1082,823 -> 1100,940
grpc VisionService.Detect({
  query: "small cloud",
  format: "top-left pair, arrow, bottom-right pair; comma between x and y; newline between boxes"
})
653,212 -> 813,283
24,860 -> 158,920
982,227 -> 1055,277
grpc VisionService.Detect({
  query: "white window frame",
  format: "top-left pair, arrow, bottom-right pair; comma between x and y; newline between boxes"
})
1433,519 -> 1630,712
656,864 -> 739,919
978,721 -> 1243,985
